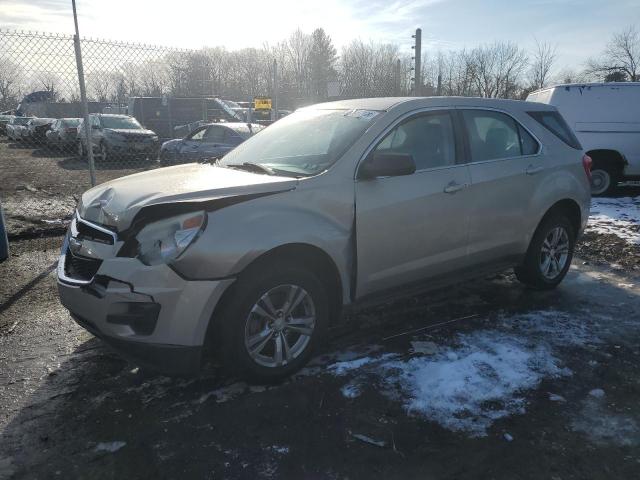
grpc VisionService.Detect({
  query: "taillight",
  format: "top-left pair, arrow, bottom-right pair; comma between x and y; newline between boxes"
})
582,154 -> 592,181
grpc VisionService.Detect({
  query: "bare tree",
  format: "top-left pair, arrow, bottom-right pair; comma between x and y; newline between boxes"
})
586,25 -> 640,81
0,57 -> 23,111
468,42 -> 528,98
529,39 -> 557,89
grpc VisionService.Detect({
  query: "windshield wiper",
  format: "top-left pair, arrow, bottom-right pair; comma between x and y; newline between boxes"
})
227,162 -> 275,175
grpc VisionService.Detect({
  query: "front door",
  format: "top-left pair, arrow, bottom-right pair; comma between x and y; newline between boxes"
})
355,110 -> 472,298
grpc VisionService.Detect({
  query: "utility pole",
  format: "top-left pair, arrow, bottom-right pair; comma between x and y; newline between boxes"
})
71,0 -> 96,187
272,59 -> 278,122
412,28 -> 422,97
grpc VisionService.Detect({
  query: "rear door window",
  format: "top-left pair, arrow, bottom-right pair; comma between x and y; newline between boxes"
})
461,110 -> 539,162
527,111 -> 582,149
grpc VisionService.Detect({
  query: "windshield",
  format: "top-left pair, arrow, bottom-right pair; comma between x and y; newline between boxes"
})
100,116 -> 142,130
62,119 -> 81,127
219,108 -> 380,176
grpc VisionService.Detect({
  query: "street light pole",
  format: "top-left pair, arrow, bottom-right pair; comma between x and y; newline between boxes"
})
412,28 -> 422,96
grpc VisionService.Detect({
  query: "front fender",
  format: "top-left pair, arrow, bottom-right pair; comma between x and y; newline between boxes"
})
173,186 -> 354,302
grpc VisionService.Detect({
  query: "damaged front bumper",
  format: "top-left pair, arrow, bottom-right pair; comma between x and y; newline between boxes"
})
57,224 -> 234,375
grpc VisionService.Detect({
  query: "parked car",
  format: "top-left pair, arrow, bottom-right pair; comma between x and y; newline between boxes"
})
527,82 -> 640,195
77,114 -> 159,161
159,122 -> 264,165
26,118 -> 55,144
0,114 -> 15,135
46,118 -> 81,151
6,116 -> 34,141
57,97 -> 591,381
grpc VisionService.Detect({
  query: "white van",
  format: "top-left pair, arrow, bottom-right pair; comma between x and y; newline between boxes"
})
527,83 -> 640,195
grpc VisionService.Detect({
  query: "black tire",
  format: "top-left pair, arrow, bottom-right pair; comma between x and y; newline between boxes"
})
515,213 -> 575,290
217,262 -> 329,383
590,165 -> 619,197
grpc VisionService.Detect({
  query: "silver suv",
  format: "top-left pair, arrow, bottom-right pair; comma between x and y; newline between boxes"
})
57,97 -> 591,381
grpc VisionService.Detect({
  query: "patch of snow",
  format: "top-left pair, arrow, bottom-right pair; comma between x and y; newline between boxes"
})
587,196 -> 640,244
380,330 -> 569,436
503,433 -> 514,442
572,398 -> 640,447
498,310 -> 596,348
94,441 -> 126,453
268,445 -> 289,455
411,340 -> 438,355
548,393 -> 567,403
327,353 -> 396,376
341,383 -> 362,399
589,388 -> 605,398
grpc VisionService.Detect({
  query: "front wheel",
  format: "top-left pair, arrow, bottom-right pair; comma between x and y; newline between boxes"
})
515,214 -> 575,290
217,263 -> 329,382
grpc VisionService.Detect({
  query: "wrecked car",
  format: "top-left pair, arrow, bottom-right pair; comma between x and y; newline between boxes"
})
57,97 -> 591,381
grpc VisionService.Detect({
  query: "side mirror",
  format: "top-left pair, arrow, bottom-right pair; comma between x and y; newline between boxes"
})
358,152 -> 416,180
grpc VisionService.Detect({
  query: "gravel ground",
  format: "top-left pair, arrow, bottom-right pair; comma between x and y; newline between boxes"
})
1,139 -> 640,479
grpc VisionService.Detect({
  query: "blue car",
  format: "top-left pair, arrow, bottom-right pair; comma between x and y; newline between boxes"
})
159,122 -> 264,165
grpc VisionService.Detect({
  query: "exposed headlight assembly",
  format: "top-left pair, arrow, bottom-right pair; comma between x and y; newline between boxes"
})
135,211 -> 206,265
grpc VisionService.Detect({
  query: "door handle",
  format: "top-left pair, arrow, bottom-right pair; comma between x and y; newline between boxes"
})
526,165 -> 543,175
443,182 -> 467,194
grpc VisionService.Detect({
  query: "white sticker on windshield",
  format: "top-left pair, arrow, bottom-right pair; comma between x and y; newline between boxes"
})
344,109 -> 380,121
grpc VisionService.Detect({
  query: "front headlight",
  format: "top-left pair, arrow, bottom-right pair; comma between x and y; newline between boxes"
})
136,211 -> 206,265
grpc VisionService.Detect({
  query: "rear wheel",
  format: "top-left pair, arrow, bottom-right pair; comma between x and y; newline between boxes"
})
217,263 -> 329,382
515,214 -> 575,290
590,166 -> 618,196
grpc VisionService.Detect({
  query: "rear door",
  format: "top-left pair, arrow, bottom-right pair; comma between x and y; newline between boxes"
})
355,110 -> 472,298
458,108 -> 542,265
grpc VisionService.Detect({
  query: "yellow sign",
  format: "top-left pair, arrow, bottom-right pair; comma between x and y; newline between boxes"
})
254,98 -> 272,110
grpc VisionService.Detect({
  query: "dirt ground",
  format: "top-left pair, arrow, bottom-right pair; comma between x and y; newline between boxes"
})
1,140 -> 640,480
0,138 -> 157,238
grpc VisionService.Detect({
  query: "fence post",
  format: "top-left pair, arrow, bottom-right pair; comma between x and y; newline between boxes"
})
72,0 -> 97,187
0,200 -> 8,262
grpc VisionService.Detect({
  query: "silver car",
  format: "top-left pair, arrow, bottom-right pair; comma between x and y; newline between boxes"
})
57,97 -> 591,381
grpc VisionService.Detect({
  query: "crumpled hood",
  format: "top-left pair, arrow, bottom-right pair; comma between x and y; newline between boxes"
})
78,163 -> 297,231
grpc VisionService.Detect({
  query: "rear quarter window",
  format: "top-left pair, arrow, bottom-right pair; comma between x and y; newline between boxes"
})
527,111 -> 582,150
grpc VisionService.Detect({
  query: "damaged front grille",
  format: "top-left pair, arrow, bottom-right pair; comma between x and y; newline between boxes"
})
64,248 -> 103,282
76,219 -> 115,245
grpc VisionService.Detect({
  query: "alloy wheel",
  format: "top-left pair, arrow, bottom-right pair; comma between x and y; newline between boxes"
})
539,226 -> 570,280
244,284 -> 316,368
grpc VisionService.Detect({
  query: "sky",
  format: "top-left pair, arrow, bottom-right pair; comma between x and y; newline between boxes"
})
1,0 -> 638,70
